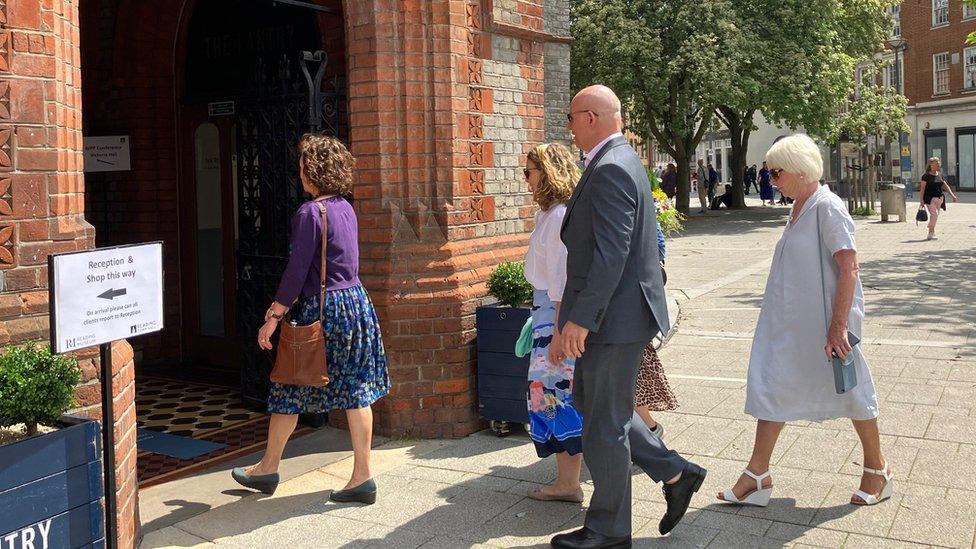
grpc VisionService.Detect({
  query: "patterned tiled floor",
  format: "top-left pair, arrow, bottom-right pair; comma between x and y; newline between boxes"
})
136,377 -> 311,488
136,378 -> 263,438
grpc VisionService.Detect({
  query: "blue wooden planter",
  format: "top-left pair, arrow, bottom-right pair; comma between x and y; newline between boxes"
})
0,417 -> 105,548
475,305 -> 530,429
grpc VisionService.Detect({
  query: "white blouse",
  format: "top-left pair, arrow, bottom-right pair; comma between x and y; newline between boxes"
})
524,204 -> 568,302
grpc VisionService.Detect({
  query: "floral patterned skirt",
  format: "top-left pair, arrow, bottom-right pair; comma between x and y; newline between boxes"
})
267,284 -> 390,414
527,290 -> 583,458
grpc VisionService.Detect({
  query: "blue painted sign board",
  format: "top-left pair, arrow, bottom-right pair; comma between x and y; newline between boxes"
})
0,418 -> 105,548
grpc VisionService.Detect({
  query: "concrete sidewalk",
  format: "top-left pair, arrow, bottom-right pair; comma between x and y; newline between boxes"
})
141,196 -> 976,548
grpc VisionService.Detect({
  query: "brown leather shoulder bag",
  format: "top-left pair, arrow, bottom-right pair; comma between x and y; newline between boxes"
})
270,200 -> 330,386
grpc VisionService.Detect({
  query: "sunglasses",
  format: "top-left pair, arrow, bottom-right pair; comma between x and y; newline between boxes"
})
769,168 -> 785,180
566,110 -> 599,123
523,168 -> 540,179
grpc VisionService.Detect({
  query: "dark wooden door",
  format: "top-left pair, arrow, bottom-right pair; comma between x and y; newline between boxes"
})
179,104 -> 240,368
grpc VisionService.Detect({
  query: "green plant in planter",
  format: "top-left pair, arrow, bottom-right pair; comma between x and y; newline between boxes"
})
0,342 -> 81,436
487,261 -> 533,308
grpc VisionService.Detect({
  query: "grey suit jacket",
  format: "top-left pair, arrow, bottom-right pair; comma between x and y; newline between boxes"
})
558,135 -> 670,344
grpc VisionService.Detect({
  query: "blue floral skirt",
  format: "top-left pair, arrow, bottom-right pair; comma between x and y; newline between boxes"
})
527,289 -> 583,458
268,284 -> 390,414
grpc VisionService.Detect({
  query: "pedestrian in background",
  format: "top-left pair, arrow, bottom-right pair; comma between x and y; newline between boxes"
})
234,135 -> 390,504
661,163 -> 677,199
747,164 -> 759,194
707,163 -> 719,204
919,157 -> 958,240
697,159 -> 709,213
718,134 -> 890,509
759,161 -> 774,206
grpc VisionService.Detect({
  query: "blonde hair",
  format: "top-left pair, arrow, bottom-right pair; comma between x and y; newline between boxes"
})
298,134 -> 354,198
764,134 -> 823,182
927,157 -> 941,174
526,142 -> 580,210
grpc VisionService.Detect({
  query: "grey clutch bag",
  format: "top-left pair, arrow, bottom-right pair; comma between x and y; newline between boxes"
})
831,332 -> 859,394
816,205 -> 860,395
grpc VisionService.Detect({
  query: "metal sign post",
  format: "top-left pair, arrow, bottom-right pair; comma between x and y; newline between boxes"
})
48,242 -> 165,549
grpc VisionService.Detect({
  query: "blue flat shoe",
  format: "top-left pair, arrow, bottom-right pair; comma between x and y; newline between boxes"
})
232,467 -> 279,495
329,478 -> 377,505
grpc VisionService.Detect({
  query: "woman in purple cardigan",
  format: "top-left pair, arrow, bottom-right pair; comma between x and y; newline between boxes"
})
231,135 -> 390,504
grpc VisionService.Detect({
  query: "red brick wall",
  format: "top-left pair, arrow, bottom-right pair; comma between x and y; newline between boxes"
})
0,0 -> 138,547
900,0 -> 976,105
346,0 -> 558,437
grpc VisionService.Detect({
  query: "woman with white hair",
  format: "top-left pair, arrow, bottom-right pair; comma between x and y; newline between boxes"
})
717,134 -> 891,508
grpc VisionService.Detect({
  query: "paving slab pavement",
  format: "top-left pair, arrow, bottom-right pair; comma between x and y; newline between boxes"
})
141,195 -> 976,548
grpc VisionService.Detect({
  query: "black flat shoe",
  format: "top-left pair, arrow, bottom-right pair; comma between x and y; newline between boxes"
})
329,478 -> 377,505
659,462 -> 706,535
550,527 -> 631,549
231,467 -> 280,495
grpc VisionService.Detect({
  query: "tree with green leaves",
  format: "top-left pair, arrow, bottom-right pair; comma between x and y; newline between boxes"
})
572,0 -> 739,214
716,0 -> 900,209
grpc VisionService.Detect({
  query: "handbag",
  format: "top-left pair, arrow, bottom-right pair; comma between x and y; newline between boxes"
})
915,205 -> 928,224
816,204 -> 858,394
514,316 -> 533,358
270,200 -> 330,387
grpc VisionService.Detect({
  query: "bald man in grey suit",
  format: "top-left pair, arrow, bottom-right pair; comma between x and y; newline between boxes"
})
549,86 -> 706,549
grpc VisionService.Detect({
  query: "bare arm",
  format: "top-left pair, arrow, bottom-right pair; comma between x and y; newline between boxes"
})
548,301 -> 563,365
918,179 -> 926,206
943,181 -> 958,201
824,249 -> 859,360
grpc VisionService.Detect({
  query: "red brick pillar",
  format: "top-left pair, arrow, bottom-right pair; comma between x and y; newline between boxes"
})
344,1 -> 556,438
0,1 -> 138,546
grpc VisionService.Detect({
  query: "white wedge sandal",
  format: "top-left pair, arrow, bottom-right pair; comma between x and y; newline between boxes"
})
851,462 -> 894,506
718,469 -> 773,507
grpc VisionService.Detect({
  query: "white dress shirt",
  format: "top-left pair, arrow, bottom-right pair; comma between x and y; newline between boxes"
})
524,204 -> 569,302
584,132 -> 624,167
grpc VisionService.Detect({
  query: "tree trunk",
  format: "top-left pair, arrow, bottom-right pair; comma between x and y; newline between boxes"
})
25,422 -> 37,436
675,157 -> 691,214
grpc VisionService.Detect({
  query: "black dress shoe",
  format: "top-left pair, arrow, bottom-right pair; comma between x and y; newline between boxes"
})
329,478 -> 377,505
550,526 -> 631,548
659,462 -> 706,535
231,467 -> 280,495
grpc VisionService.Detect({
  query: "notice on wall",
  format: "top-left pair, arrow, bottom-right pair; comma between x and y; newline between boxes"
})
49,243 -> 164,353
83,135 -> 131,172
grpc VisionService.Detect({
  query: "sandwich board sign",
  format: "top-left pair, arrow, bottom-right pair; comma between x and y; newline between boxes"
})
49,242 -> 164,353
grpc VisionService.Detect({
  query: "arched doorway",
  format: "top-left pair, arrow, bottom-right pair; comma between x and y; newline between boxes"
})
177,0 -> 347,406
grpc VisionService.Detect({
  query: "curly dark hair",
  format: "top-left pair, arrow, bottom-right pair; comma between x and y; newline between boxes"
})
298,134 -> 354,197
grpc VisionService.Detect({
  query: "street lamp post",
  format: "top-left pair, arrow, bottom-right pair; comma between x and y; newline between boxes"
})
888,37 -> 911,197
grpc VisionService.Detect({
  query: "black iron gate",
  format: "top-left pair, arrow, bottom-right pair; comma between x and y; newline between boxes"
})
235,51 -> 344,407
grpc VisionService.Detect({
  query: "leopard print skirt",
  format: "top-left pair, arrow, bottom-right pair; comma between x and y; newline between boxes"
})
635,344 -> 678,411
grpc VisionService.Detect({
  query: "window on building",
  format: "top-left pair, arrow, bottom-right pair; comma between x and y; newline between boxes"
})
883,56 -> 902,91
966,47 -> 976,89
965,1 -> 976,20
890,5 -> 901,36
934,52 -> 951,94
933,0 -> 949,26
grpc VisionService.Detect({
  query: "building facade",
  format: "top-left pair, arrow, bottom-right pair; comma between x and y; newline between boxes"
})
0,1 -> 571,546
900,0 -> 976,189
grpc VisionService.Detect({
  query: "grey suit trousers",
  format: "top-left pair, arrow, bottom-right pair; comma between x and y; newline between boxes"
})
573,341 -> 688,537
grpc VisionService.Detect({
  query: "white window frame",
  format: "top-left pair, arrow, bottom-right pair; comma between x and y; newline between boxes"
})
965,1 -> 976,20
933,0 -> 950,26
890,5 -> 901,36
965,47 -> 976,90
934,52 -> 951,95
883,56 -> 904,91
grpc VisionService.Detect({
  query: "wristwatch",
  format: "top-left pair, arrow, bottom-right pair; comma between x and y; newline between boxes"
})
268,307 -> 283,321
